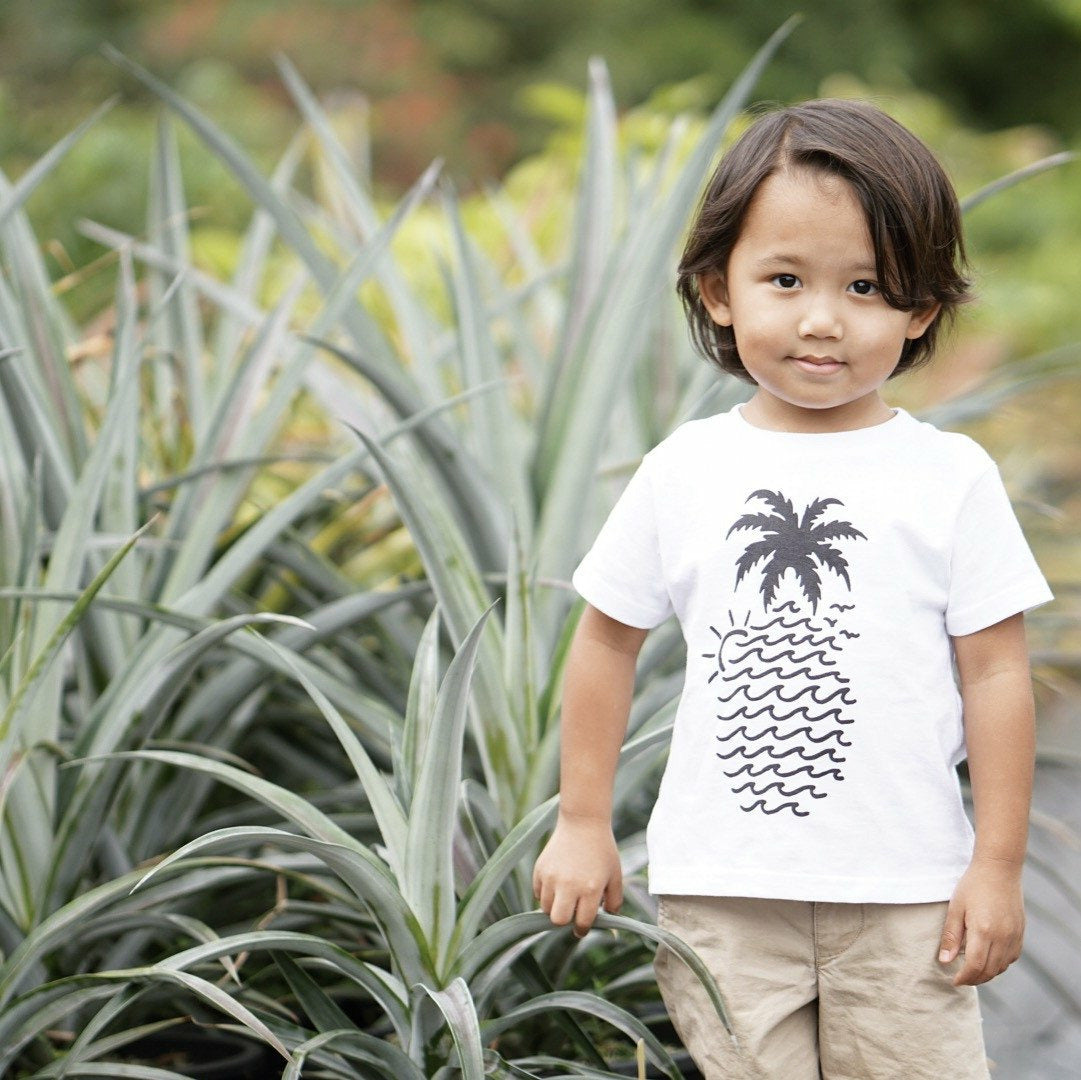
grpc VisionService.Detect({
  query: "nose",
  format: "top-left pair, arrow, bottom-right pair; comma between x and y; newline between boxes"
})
797,292 -> 842,340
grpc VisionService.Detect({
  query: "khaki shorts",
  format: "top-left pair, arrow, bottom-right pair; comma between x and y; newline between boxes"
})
654,895 -> 990,1080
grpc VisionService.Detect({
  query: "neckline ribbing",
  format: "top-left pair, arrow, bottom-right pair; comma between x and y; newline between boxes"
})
730,403 -> 912,442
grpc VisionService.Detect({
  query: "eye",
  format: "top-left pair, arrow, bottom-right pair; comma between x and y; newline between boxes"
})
849,279 -> 879,296
771,274 -> 800,289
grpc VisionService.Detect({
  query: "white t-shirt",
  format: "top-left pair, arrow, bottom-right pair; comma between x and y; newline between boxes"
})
573,405 -> 1053,903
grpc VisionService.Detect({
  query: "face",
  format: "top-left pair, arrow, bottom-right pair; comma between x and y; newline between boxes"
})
698,167 -> 940,433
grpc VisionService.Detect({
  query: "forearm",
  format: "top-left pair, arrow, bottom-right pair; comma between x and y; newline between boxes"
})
533,605 -> 646,933
941,614 -> 1036,984
557,608 -> 644,822
963,670 -> 1035,865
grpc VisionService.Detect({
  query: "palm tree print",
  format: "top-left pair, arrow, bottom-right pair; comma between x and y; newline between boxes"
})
726,490 -> 867,612
703,489 -> 868,817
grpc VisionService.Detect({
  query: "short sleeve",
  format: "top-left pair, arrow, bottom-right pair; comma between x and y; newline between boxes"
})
572,456 -> 674,629
946,464 -> 1054,637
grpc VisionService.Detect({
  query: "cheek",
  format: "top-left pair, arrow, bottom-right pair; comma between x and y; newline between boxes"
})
730,324 -> 783,377
855,312 -> 914,350
732,315 -> 784,353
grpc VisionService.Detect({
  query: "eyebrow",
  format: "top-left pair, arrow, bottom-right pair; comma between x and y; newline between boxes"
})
755,254 -> 878,275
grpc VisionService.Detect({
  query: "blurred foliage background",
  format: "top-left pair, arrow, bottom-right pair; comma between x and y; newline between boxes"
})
0,0 -> 1078,373
3,1 -> 1081,267
6,0 -> 1081,178
1,0 -> 1077,595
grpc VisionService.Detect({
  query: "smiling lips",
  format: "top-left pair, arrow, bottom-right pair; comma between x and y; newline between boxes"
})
792,355 -> 845,374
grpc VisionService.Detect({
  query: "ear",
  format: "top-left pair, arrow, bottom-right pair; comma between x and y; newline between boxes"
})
697,270 -> 733,327
904,302 -> 941,340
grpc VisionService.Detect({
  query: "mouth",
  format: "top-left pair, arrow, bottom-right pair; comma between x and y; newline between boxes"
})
792,355 -> 844,374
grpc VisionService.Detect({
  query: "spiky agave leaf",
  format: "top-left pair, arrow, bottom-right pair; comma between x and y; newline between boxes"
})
416,978 -> 486,1080
403,604 -> 498,977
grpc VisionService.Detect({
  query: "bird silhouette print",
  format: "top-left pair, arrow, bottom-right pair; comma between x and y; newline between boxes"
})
703,490 -> 867,817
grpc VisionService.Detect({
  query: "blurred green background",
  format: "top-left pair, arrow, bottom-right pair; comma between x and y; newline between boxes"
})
6,0 -> 1081,179
2,0 -> 1078,587
2,0 -> 1081,350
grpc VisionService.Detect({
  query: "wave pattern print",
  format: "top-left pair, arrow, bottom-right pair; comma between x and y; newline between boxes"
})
706,490 -> 868,818
705,607 -> 858,815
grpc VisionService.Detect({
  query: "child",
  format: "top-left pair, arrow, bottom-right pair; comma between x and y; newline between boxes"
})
532,99 -> 1053,1080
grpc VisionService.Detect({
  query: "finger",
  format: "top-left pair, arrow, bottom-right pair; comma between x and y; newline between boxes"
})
539,881 -> 558,919
986,935 -> 1022,981
1005,922 -> 1025,968
573,894 -> 601,938
938,905 -> 965,964
604,881 -> 623,915
964,948 -> 997,986
953,932 -> 990,987
983,944 -> 1010,983
548,888 -> 576,927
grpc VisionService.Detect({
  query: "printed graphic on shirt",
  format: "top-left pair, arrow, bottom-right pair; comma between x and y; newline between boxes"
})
702,490 -> 867,818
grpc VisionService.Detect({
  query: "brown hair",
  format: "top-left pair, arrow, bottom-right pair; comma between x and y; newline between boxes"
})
677,99 -> 972,382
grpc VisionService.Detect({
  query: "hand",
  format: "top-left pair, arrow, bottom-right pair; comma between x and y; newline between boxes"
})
533,814 -> 623,937
938,856 -> 1025,986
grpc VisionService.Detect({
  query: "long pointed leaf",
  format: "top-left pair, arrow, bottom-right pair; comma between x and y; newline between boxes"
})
351,428 -> 519,811
404,603 -> 497,975
152,926 -> 413,1026
536,56 -> 618,465
47,613 -> 308,906
284,1029 -> 424,1081
457,910 -> 732,1037
0,967 -> 289,1070
397,608 -> 442,811
273,950 -> 355,1032
0,520 -> 154,745
0,100 -> 114,231
0,864 -> 252,1011
275,55 -> 445,397
452,796 -> 557,953
960,151 -> 1076,212
482,990 -> 681,1077
443,184 -> 531,530
130,824 -> 429,985
417,977 -> 485,1081
262,640 -> 408,879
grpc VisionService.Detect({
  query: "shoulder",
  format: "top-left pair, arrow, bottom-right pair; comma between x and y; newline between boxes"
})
643,410 -> 743,470
895,410 -> 996,478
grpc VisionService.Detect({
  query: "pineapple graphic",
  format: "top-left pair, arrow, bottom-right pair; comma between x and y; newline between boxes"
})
703,490 -> 867,817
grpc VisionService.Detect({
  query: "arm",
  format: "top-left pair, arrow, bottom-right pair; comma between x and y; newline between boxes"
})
533,603 -> 648,936
940,611 -> 1035,986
